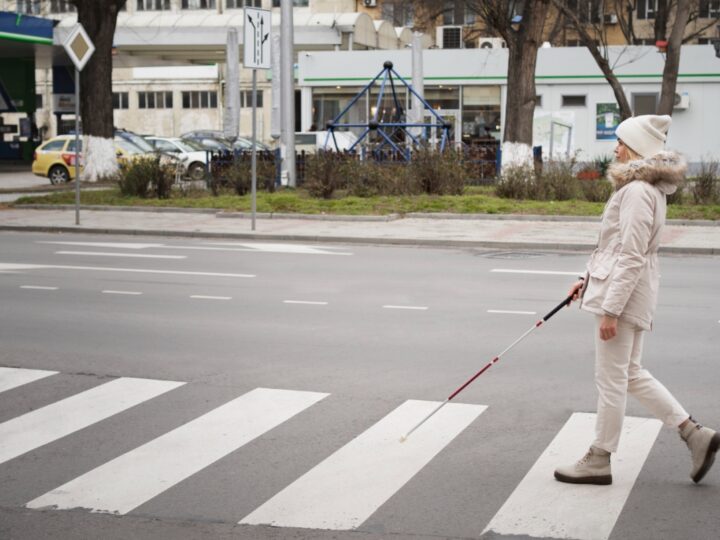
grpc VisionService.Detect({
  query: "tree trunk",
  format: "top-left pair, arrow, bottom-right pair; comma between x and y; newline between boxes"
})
502,0 -> 550,148
72,0 -> 125,181
658,0 -> 691,115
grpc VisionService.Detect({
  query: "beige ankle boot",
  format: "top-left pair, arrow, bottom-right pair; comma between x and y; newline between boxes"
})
680,419 -> 720,484
554,446 -> 612,485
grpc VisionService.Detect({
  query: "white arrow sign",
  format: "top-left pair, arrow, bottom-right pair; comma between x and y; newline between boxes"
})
243,7 -> 271,70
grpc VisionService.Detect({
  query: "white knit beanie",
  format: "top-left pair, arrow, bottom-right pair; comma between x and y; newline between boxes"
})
615,114 -> 672,158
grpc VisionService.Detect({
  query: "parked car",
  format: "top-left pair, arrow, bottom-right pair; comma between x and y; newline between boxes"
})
31,135 -> 151,184
146,136 -> 209,180
181,130 -> 269,152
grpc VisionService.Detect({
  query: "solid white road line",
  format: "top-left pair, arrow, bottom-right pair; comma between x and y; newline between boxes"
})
0,367 -> 58,395
55,251 -> 186,260
38,241 -> 163,249
382,305 -> 429,311
283,300 -> 328,305
27,388 -> 328,515
190,295 -> 232,300
0,377 -> 184,466
102,290 -> 143,296
207,242 -> 353,255
491,269 -> 582,276
241,399 -> 486,530
0,262 -> 254,278
20,286 -> 58,290
487,310 -> 537,315
483,413 -> 662,540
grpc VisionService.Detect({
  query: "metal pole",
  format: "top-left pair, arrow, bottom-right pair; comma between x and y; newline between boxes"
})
74,68 -> 80,226
280,0 -> 296,187
251,68 -> 257,231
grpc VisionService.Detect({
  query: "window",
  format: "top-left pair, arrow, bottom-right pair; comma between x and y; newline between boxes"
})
113,92 -> 129,110
567,0 -> 601,23
241,90 -> 263,107
182,0 -> 216,8
50,0 -> 76,12
35,94 -> 43,109
227,0 -> 260,7
632,93 -> 658,115
636,0 -> 656,20
40,139 -> 67,152
535,95 -> 542,108
16,0 -> 41,14
381,1 -> 414,26
699,0 -> 720,18
633,38 -> 656,45
272,0 -> 309,6
182,90 -> 218,108
562,95 -> 586,107
138,91 -> 173,109
137,0 -> 170,10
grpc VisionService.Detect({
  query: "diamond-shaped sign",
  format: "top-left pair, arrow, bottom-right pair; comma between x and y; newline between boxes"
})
63,24 -> 95,72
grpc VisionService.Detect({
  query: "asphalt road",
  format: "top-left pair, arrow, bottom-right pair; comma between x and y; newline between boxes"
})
1,231 -> 718,540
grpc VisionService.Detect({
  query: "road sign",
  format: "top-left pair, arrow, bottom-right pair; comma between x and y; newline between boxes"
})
62,24 -> 95,72
243,8 -> 271,70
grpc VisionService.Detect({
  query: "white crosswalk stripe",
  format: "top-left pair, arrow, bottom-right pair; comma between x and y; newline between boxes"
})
240,400 -> 487,530
0,377 -> 184,465
0,367 -> 58,394
26,388 -> 328,515
483,412 -> 663,540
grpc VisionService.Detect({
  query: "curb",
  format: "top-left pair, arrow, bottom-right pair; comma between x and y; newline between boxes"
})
10,204 -> 719,226
0,224 -> 717,255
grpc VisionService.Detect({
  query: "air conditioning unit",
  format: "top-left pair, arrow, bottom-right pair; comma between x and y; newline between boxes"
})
478,37 -> 506,49
604,13 -> 618,24
436,26 -> 463,49
673,92 -> 690,110
363,0 -> 377,7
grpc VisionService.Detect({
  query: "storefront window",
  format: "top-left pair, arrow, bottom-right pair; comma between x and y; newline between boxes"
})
424,86 -> 460,111
312,88 -> 365,134
461,85 -> 501,144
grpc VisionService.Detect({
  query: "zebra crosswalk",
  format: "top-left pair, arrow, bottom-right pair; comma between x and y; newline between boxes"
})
0,366 -> 685,539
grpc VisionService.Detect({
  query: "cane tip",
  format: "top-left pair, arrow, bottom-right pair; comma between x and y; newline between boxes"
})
399,434 -> 407,443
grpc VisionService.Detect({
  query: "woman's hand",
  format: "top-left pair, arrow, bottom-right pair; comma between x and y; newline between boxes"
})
567,280 -> 584,304
599,315 -> 618,341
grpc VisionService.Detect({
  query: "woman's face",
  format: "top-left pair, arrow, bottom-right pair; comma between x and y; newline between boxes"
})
614,139 -> 631,163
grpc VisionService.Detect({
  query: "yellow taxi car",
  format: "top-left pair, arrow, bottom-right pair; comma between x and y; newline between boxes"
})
32,135 -> 150,184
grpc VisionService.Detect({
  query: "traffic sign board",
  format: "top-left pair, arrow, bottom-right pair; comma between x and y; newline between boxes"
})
63,24 -> 95,72
243,7 -> 271,70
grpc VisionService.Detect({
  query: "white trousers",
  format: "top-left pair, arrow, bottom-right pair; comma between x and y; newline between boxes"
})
593,316 -> 689,453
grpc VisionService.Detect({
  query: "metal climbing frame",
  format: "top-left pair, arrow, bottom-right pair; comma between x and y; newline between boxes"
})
323,61 -> 452,160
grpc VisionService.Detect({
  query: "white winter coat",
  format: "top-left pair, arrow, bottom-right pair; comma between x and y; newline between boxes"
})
580,152 -> 686,330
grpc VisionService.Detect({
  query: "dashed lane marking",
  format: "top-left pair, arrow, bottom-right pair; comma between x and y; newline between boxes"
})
190,295 -> 232,301
382,305 -> 428,311
491,269 -> 582,276
487,309 -> 537,315
102,290 -> 143,296
19,285 -> 58,290
283,300 -> 328,305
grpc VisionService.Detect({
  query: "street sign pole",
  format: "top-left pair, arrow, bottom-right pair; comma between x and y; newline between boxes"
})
74,68 -> 80,225
244,7 -> 271,231
251,68 -> 257,231
62,23 -> 95,227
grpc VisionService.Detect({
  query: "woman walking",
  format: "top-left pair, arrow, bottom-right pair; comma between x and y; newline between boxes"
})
554,115 -> 719,485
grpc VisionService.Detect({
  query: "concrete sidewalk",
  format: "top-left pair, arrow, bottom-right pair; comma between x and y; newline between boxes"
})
0,205 -> 718,254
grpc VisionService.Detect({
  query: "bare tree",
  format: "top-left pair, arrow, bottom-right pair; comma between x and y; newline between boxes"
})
70,0 -> 127,181
557,0 -> 718,117
552,0 -> 633,119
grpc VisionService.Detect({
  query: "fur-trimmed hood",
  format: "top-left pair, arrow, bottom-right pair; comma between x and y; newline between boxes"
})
607,151 -> 686,195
